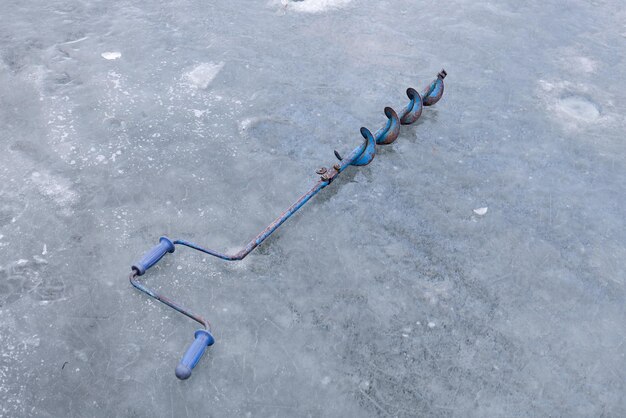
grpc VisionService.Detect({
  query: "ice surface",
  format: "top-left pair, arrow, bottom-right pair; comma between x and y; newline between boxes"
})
1,0 -> 625,416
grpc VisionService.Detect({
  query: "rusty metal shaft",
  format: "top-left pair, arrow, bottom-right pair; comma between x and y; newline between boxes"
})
172,69 -> 447,261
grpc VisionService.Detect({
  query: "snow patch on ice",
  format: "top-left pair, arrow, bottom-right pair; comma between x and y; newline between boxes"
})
276,0 -> 351,13
573,56 -> 597,74
30,171 -> 77,213
185,62 -> 224,89
101,51 -> 121,60
473,207 -> 488,216
555,47 -> 598,74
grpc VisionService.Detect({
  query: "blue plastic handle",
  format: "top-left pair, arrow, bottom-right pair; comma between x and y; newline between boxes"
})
132,236 -> 175,276
175,329 -> 214,380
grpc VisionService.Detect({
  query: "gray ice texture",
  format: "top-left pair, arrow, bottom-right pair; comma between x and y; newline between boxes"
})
0,0 -> 625,416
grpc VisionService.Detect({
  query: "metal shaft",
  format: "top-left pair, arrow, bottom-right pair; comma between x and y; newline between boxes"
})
171,69 -> 447,263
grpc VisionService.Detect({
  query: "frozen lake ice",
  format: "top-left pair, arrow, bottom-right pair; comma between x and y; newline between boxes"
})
1,0 -> 625,416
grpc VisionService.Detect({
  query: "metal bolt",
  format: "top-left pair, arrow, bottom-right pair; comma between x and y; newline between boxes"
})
333,163 -> 341,171
316,167 -> 327,175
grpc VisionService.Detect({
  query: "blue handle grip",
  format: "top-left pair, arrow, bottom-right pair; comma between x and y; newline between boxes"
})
175,330 -> 214,380
132,236 -> 175,275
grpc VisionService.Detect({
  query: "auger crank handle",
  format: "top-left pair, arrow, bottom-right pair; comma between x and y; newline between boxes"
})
131,236 -> 175,275
175,329 -> 215,380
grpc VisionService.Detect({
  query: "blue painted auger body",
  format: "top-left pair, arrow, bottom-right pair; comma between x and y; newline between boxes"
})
130,69 -> 447,380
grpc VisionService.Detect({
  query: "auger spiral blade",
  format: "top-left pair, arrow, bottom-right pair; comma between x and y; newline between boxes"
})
350,127 -> 377,166
374,107 -> 401,145
422,69 -> 447,107
400,88 -> 423,125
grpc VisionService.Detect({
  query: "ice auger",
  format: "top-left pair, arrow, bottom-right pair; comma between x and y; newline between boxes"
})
129,70 -> 447,380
